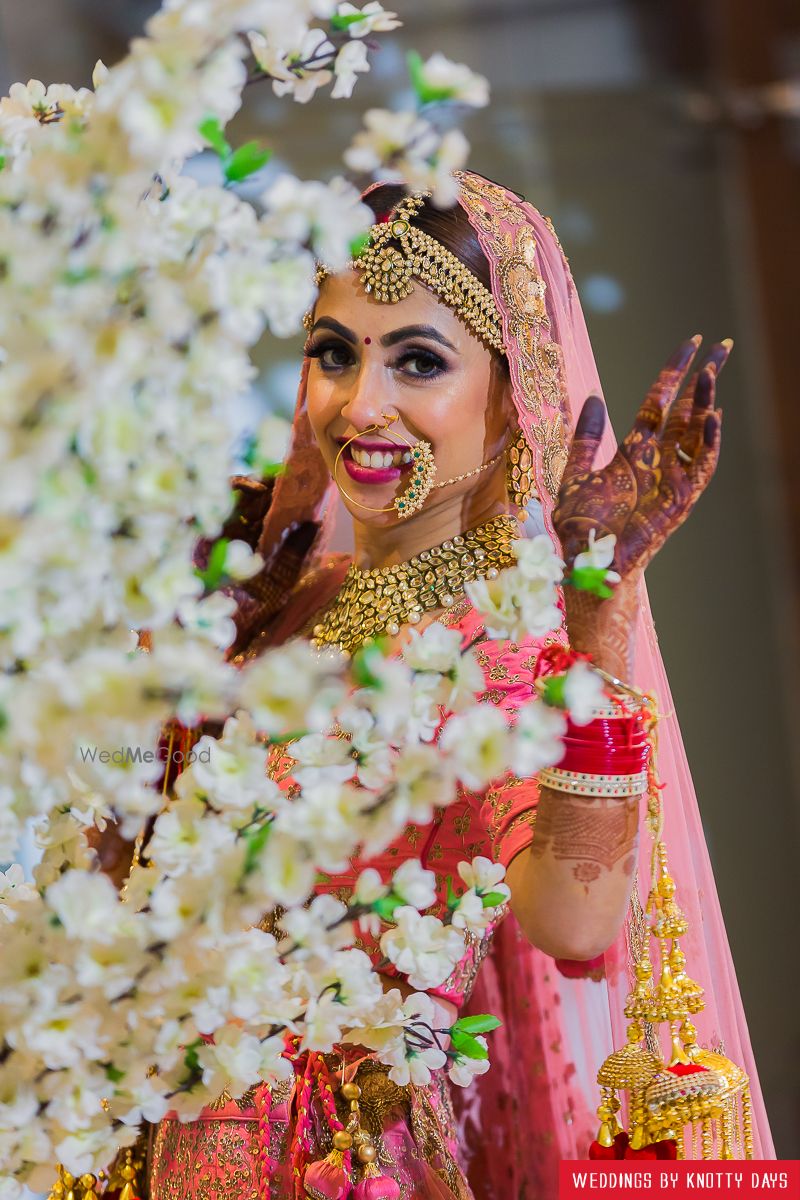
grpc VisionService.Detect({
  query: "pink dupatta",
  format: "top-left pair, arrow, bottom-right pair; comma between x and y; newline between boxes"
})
235,170 -> 774,1197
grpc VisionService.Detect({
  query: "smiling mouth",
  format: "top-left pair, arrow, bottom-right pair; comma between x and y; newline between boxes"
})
349,446 -> 413,469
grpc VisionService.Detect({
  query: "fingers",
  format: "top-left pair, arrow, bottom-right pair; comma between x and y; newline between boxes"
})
663,338 -> 731,444
562,395 -> 605,484
633,335 -> 701,437
663,339 -> 732,473
688,405 -> 722,491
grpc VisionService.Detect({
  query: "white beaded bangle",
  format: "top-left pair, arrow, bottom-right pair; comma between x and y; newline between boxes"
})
538,766 -> 648,798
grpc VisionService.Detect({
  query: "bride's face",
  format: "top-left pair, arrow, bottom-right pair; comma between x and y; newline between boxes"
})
304,271 -> 513,527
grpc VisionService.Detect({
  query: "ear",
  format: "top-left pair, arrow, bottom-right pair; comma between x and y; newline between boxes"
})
488,353 -> 516,432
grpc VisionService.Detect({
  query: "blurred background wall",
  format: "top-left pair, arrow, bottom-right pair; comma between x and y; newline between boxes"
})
1,0 -> 798,1158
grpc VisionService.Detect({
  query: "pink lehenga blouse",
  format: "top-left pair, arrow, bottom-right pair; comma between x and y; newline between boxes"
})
147,585 -> 589,1200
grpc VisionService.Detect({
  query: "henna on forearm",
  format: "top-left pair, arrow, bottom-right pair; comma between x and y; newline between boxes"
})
506,783 -> 641,957
564,574 -> 640,679
530,785 -> 640,886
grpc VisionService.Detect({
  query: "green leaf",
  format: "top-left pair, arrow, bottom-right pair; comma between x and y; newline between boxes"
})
373,894 -> 401,922
182,1038 -> 203,1078
330,12 -> 368,30
224,141 -> 272,184
61,266 -> 101,286
452,1013 -> 502,1036
445,874 -> 460,910
243,820 -> 272,875
241,436 -> 286,479
449,1030 -> 489,1060
565,565 -> 614,600
198,115 -> 231,159
349,231 -> 371,259
0,153 -> 6,172
541,672 -> 567,710
105,1063 -> 126,1083
406,49 -> 456,105
479,890 -> 508,908
195,536 -> 229,590
351,639 -> 389,688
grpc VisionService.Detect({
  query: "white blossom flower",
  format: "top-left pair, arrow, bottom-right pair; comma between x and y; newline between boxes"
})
223,539 -> 263,581
450,889 -> 490,932
380,907 -> 464,989
147,799 -> 237,878
289,731 -> 356,786
563,660 -> 606,726
449,1038 -> 491,1087
336,2 -> 401,37
332,40 -> 370,99
0,865 -> 36,922
390,860 -> 437,910
510,701 -> 567,777
352,867 -> 387,935
279,893 -> 353,960
402,623 -> 484,712
512,535 -> 564,584
250,413 -> 291,470
261,174 -> 371,272
343,108 -> 439,175
176,592 -> 238,649
573,529 -> 620,582
457,856 -> 510,901
179,710 -> 278,816
250,28 -> 335,103
438,707 -> 511,791
412,52 -> 489,108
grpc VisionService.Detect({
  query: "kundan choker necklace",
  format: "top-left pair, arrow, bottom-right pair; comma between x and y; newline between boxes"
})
310,513 -> 520,655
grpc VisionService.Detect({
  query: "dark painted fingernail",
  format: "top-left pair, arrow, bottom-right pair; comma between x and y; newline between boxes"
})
704,342 -> 731,373
575,394 -> 605,440
696,366 -> 715,407
703,412 -> 718,446
668,337 -> 701,371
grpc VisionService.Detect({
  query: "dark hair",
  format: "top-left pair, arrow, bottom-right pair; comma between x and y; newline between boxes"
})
361,184 -> 506,367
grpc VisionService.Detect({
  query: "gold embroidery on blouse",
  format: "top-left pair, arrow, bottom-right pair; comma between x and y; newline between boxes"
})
404,823 -> 421,846
453,811 -> 471,837
495,808 -> 538,861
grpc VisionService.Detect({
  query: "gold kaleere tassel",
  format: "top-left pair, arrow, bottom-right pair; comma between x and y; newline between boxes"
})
589,692 -> 750,1161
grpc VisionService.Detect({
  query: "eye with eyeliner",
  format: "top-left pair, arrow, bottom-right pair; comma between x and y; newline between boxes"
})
304,337 -> 448,380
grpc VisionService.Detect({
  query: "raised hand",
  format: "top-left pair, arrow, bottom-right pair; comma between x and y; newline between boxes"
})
554,336 -> 730,578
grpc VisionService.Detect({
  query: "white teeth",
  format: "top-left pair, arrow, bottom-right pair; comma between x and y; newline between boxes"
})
350,446 -> 404,469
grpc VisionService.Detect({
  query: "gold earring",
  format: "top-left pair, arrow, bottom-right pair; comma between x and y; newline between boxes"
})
505,427 -> 536,519
332,414 -> 436,520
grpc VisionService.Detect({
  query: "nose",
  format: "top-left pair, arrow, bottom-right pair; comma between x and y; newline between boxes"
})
337,354 -> 391,432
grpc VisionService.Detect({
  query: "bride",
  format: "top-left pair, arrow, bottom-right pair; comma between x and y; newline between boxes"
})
99,171 -> 772,1199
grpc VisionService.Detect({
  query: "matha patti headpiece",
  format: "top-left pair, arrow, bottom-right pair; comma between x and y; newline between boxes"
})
311,192 -> 506,355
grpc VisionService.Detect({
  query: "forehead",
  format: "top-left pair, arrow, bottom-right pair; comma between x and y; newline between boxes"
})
315,270 -> 478,348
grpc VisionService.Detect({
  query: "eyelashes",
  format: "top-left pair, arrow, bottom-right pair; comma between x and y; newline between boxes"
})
304,338 -> 448,381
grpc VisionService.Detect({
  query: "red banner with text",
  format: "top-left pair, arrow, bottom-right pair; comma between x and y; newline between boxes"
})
559,1162 -> 800,1200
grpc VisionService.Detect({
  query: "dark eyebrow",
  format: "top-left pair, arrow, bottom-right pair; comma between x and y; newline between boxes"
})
309,318 -> 458,354
309,317 -> 357,344
380,325 -> 458,352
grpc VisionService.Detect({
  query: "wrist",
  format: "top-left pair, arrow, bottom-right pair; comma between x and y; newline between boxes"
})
563,573 -> 640,679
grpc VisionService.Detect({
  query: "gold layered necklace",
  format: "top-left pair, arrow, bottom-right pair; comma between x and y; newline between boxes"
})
310,513 -> 520,655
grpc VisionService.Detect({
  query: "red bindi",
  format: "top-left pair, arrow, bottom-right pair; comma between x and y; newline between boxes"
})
363,336 -> 372,345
